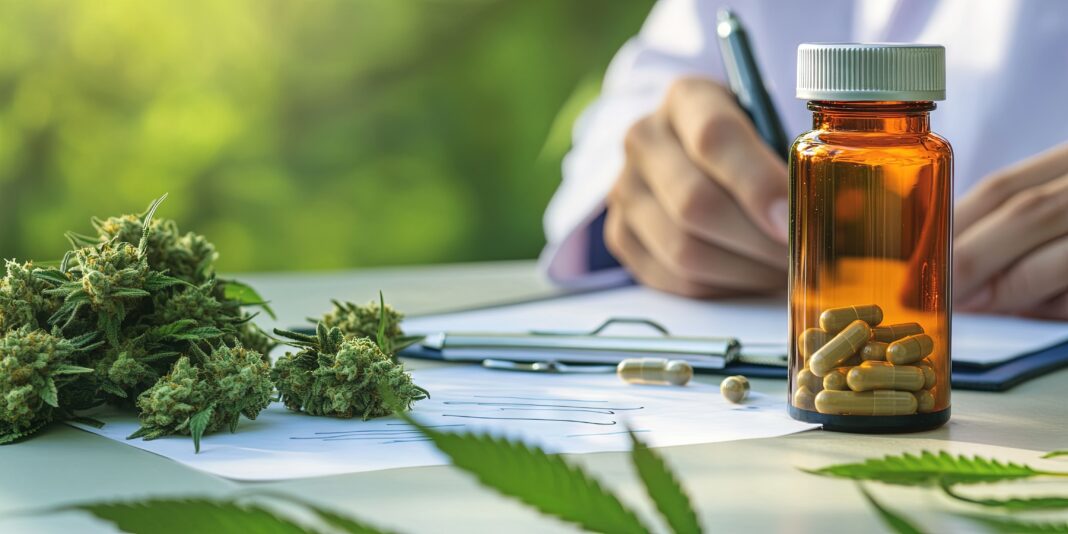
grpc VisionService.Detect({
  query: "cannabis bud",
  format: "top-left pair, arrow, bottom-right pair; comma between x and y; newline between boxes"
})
0,327 -> 97,443
273,323 -> 428,419
316,296 -> 422,356
0,261 -> 62,333
0,194 -> 275,445
129,343 -> 273,453
81,211 -> 218,285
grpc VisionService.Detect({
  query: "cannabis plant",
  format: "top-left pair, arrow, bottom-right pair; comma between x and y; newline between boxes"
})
0,194 -> 274,444
0,327 -> 99,443
315,298 -> 423,356
272,322 -> 428,419
129,343 -> 273,452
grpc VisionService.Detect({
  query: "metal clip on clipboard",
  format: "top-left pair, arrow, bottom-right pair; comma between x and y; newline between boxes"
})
418,317 -> 788,372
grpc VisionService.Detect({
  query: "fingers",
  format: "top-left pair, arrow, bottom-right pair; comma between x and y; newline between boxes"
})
960,234 -> 1068,315
612,167 -> 786,291
1022,291 -> 1068,321
623,112 -> 788,269
662,77 -> 790,243
954,172 -> 1068,301
603,204 -> 740,299
956,142 -> 1068,235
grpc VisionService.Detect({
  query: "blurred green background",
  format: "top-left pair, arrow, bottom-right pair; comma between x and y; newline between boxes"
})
0,0 -> 653,272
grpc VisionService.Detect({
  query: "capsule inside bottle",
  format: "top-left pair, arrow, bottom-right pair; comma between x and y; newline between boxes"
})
886,334 -> 935,365
819,304 -> 883,333
846,361 -> 925,392
808,320 -> 871,376
814,390 -> 918,416
871,322 -> 924,343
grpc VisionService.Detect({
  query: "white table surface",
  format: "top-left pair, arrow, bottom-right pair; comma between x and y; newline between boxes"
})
2,260 -> 1066,533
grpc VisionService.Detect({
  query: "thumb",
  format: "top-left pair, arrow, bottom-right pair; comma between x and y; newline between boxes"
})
702,141 -> 790,245
664,79 -> 790,243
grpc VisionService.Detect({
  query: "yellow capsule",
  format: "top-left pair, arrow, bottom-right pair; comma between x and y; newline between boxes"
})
796,368 -> 823,392
822,368 -> 850,390
846,361 -> 925,392
914,359 -> 936,389
809,320 -> 871,377
819,304 -> 883,333
914,389 -> 935,413
815,390 -> 918,416
798,328 -> 830,360
871,322 -> 925,343
617,358 -> 693,386
860,342 -> 887,361
793,386 -> 816,411
720,375 -> 750,403
886,334 -> 934,365
843,353 -> 863,366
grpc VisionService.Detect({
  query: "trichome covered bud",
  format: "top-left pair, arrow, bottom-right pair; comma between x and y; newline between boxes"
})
273,323 -> 428,420
0,261 -> 62,333
316,295 -> 422,356
0,327 -> 96,443
130,344 -> 273,453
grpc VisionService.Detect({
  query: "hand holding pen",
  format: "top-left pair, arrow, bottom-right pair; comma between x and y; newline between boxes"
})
603,9 -> 788,299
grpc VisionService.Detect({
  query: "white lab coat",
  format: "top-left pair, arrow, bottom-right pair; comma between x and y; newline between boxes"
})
541,0 -> 1068,288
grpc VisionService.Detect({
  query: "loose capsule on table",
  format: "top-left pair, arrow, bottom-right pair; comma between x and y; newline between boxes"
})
814,390 -> 918,416
808,319 -> 871,377
846,361 -> 925,392
720,375 -> 750,403
617,358 -> 693,386
886,334 -> 934,365
798,328 -> 830,360
819,304 -> 883,333
871,322 -> 924,343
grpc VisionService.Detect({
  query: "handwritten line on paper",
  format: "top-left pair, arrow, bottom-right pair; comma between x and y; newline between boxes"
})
443,401 -> 645,411
498,407 -> 617,414
66,366 -> 820,480
310,424 -> 465,435
566,429 -> 651,438
473,395 -> 610,403
442,414 -> 619,426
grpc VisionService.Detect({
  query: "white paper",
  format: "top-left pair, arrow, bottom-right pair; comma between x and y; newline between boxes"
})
404,286 -> 1068,367
69,366 -> 816,481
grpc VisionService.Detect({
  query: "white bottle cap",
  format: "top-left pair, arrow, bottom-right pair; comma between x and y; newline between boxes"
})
796,43 -> 945,101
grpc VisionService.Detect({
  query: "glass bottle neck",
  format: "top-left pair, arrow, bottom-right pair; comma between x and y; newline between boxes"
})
810,101 -> 933,134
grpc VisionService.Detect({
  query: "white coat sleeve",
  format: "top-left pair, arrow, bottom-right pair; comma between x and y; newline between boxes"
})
538,0 -> 727,288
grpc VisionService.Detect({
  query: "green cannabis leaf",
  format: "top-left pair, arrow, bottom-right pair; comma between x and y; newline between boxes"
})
858,485 -> 925,534
629,431 -> 701,534
940,483 -> 1068,511
803,450 -> 1066,486
403,414 -> 650,534
189,406 -> 214,454
376,291 -> 388,353
301,502 -> 393,534
1045,450 -> 1068,459
221,279 -> 276,320
958,514 -> 1068,533
55,498 -> 310,534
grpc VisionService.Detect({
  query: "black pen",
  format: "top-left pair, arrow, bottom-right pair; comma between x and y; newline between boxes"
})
716,8 -> 790,158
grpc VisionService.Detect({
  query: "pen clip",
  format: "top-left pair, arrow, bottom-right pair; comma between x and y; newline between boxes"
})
532,317 -> 671,337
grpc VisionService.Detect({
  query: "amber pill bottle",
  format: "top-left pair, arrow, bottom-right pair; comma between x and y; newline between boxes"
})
787,44 -> 952,432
